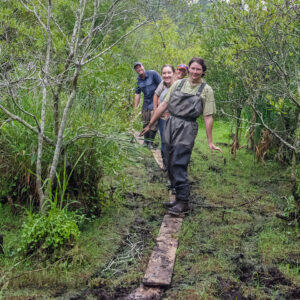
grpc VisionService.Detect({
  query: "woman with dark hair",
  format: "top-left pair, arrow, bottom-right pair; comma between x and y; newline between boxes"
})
140,57 -> 222,215
153,64 -> 176,168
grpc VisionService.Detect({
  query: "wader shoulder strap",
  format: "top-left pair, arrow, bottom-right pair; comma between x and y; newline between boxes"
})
176,79 -> 186,91
196,82 -> 206,97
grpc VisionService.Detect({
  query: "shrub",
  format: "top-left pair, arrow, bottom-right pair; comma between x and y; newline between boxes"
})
20,207 -> 80,256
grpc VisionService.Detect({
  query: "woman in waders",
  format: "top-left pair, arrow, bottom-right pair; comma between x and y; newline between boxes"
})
140,57 -> 222,216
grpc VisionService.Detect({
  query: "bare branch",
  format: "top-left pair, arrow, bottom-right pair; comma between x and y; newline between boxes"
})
20,0 -> 47,32
249,103 -> 296,151
5,83 -> 41,131
63,131 -> 133,149
80,0 -> 100,62
0,104 -> 55,146
79,0 -> 122,48
50,15 -> 70,48
220,109 -> 260,127
70,0 -> 87,61
82,20 -> 150,66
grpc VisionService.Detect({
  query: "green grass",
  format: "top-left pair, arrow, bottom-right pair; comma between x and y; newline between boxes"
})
1,119 -> 299,299
165,118 -> 299,299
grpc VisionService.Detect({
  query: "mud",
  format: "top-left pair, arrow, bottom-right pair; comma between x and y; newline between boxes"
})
287,287 -> 300,299
65,284 -> 134,300
217,277 -> 250,300
259,267 -> 292,287
208,165 -> 222,173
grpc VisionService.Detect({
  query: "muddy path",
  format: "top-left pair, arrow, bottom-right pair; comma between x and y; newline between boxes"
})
54,144 -> 300,300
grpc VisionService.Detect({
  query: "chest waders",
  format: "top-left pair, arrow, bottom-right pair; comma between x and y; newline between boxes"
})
162,79 -> 206,203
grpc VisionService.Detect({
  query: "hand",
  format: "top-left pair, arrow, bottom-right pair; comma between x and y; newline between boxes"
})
209,143 -> 222,154
140,125 -> 150,136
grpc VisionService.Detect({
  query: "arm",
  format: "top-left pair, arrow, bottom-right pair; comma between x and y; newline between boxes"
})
140,101 -> 168,136
204,114 -> 222,153
154,81 -> 164,112
153,94 -> 160,112
134,94 -> 141,108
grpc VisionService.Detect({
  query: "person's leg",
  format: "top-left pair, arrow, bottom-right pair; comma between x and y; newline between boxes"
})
168,144 -> 192,215
148,111 -> 158,149
142,110 -> 152,146
157,118 -> 167,171
157,118 -> 165,151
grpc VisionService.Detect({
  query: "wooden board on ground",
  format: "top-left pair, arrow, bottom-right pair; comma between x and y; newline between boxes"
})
151,149 -> 163,169
125,285 -> 162,300
143,215 -> 183,287
133,130 -> 144,145
169,190 -> 176,203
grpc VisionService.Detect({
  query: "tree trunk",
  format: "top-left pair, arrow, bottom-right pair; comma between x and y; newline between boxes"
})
231,107 -> 242,158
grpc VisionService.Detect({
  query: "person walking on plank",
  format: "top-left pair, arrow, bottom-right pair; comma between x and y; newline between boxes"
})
140,57 -> 222,215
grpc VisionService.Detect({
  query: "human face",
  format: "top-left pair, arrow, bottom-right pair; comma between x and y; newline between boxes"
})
162,66 -> 174,86
134,64 -> 145,78
175,68 -> 187,79
188,62 -> 203,83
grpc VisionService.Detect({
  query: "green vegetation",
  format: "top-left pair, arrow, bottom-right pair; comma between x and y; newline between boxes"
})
0,0 -> 299,298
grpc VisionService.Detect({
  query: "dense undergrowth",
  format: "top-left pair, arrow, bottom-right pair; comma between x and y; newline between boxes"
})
1,119 -> 299,299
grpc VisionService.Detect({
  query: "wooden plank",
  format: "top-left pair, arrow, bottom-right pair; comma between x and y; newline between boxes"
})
169,190 -> 176,203
133,130 -> 144,145
125,285 -> 162,300
133,130 -> 164,169
151,149 -> 163,169
143,215 -> 183,287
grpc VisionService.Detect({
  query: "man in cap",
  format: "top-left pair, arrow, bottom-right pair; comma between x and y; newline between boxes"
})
175,64 -> 188,80
134,62 -> 162,149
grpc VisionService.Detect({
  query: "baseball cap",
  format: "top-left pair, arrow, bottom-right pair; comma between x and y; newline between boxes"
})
177,64 -> 188,71
133,62 -> 143,68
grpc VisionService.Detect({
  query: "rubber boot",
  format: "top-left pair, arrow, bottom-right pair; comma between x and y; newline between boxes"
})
163,200 -> 176,208
161,150 -> 167,172
143,131 -> 149,147
147,130 -> 156,150
168,201 -> 190,216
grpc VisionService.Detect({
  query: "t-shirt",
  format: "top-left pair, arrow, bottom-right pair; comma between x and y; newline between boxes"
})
135,70 -> 162,110
164,79 -> 216,116
155,81 -> 165,97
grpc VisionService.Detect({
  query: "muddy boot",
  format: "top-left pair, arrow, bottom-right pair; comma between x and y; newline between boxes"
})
143,131 -> 149,147
148,142 -> 154,150
168,201 -> 189,216
147,130 -> 156,150
163,200 -> 176,208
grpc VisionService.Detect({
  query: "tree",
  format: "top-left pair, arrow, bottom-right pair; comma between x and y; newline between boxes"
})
0,0 -> 148,210
199,0 -> 299,213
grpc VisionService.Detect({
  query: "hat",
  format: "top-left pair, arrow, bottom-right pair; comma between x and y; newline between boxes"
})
133,62 -> 143,68
177,64 -> 188,71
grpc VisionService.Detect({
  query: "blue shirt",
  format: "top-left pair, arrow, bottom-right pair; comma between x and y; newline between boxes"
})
135,70 -> 162,110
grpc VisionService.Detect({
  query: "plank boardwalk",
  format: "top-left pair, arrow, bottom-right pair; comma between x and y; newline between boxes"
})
127,131 -> 184,299
143,215 -> 183,286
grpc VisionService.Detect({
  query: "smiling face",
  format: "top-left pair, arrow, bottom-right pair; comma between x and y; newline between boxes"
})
162,66 -> 175,86
188,62 -> 203,83
134,64 -> 145,78
175,68 -> 187,79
